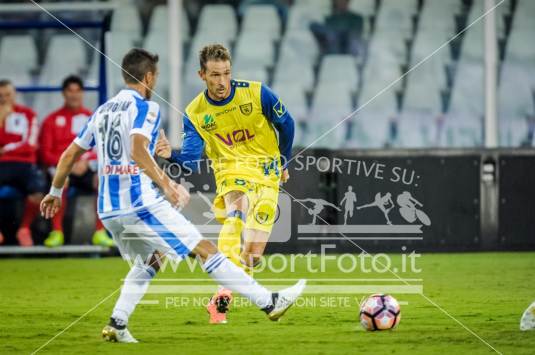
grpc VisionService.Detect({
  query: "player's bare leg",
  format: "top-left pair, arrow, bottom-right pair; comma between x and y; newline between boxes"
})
103,252 -> 163,343
241,228 -> 270,272
195,239 -> 306,321
207,191 -> 248,323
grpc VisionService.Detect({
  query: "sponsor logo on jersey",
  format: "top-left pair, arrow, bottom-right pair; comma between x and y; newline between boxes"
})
201,114 -> 217,131
215,106 -> 237,117
103,164 -> 140,175
239,102 -> 253,116
215,128 -> 255,146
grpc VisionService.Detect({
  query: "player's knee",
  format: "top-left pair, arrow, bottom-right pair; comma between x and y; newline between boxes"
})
192,239 -> 218,262
241,252 -> 262,268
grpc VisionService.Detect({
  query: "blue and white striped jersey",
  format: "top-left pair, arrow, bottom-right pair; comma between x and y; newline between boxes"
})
74,89 -> 164,219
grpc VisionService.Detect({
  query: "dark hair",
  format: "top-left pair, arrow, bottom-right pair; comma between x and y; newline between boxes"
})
0,79 -> 13,87
62,75 -> 84,91
199,44 -> 232,71
121,48 -> 159,84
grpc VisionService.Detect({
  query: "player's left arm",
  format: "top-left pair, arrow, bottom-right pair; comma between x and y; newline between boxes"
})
40,114 -> 95,219
260,84 -> 295,182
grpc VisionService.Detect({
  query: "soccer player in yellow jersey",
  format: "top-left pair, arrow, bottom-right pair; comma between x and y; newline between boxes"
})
156,44 -> 295,324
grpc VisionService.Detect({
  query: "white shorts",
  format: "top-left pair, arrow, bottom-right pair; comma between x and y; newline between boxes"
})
102,200 -> 203,263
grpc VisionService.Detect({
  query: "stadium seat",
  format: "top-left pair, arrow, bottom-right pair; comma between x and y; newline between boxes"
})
360,57 -> 403,97
499,117 -> 529,147
39,35 -> 87,86
293,0 -> 330,17
396,113 -> 441,148
317,55 -> 359,92
196,4 -> 237,42
286,4 -> 326,32
440,115 -> 483,147
307,82 -> 353,148
108,32 -> 138,94
0,35 -> 37,86
348,0 -> 377,17
411,32 -> 452,69
148,4 -> 190,42
273,55 -> 314,93
511,0 -> 535,30
241,5 -> 281,42
367,31 -> 407,66
278,30 -> 320,68
232,68 -> 268,84
233,32 -> 275,70
498,62 -> 535,120
448,60 -> 484,118
374,0 -> 416,38
505,27 -> 535,66
403,59 -> 446,115
346,114 -> 391,149
111,5 -> 142,37
418,0 -> 460,35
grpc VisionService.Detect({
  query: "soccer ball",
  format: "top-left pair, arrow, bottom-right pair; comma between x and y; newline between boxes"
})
359,294 -> 401,331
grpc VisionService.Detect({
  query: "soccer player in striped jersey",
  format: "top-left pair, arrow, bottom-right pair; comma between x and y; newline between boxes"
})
39,48 -> 305,343
155,44 -> 295,323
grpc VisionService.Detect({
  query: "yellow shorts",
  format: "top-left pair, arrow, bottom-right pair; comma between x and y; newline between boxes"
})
213,178 -> 279,233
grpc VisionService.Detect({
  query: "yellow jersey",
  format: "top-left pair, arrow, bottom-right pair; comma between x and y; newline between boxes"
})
172,79 -> 295,189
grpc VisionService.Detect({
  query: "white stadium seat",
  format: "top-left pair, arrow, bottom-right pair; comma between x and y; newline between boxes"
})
317,55 -> 359,92
39,35 -> 87,85
374,0 -> 416,38
448,60 -> 484,117
439,115 -> 483,147
498,62 -> 535,120
286,4 -> 325,32
111,5 -> 142,37
273,56 -> 314,93
107,32 -> 138,93
418,0 -> 460,34
233,32 -> 275,70
148,4 -> 190,42
241,5 -> 281,42
0,35 -> 37,86
196,5 -> 237,42
396,113 -> 441,148
278,30 -> 320,68
232,68 -> 268,84
348,0 -> 377,17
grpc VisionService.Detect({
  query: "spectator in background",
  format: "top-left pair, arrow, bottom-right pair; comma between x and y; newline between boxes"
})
0,79 -> 45,247
39,75 -> 113,248
310,0 -> 364,56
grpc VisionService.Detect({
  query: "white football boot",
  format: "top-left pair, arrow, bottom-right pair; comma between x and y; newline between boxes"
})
102,325 -> 139,343
265,279 -> 307,321
520,301 -> 535,331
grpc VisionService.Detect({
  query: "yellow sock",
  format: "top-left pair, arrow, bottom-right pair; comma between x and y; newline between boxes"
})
218,214 -> 245,267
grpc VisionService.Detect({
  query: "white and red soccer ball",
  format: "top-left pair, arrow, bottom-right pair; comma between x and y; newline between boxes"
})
359,294 -> 401,331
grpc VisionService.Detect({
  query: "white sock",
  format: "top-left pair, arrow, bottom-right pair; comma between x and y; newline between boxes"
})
111,263 -> 156,325
204,253 -> 272,309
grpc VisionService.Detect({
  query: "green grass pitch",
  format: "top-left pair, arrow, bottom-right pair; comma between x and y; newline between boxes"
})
1,252 -> 534,354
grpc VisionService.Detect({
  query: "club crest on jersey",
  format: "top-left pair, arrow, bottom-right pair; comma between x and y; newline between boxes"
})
273,99 -> 286,118
239,102 -> 253,116
216,128 -> 255,146
201,114 -> 217,131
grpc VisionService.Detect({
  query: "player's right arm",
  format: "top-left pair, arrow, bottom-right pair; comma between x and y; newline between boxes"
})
131,133 -> 189,208
156,114 -> 204,172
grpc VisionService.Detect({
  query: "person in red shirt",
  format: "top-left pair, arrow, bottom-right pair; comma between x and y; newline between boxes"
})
0,79 -> 46,247
39,75 -> 113,247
